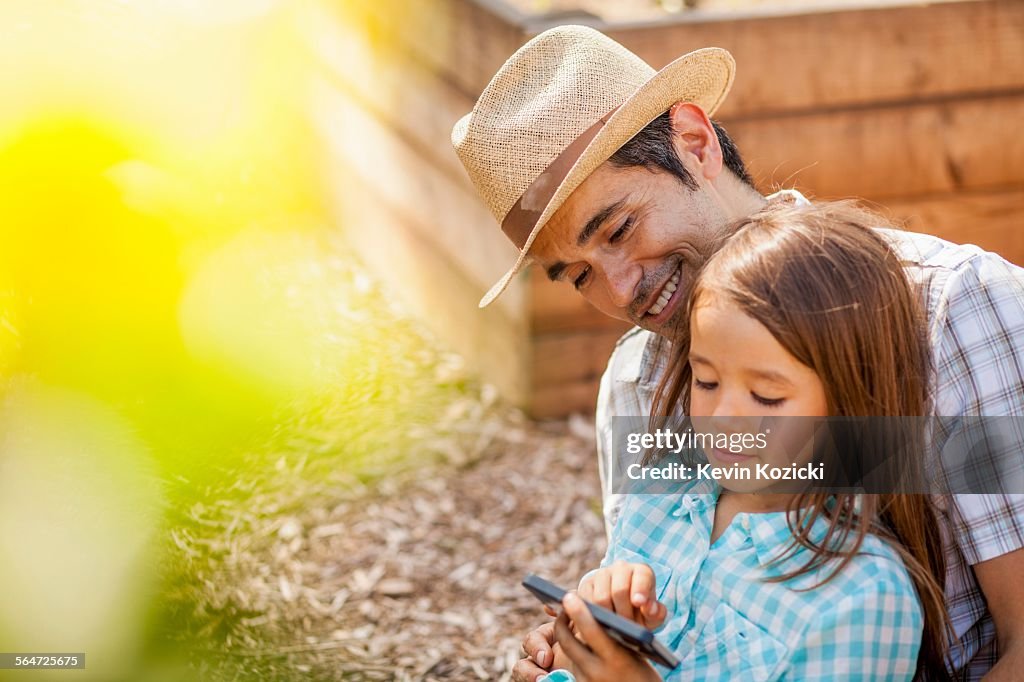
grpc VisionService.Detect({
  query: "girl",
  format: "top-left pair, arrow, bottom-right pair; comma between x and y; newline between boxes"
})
552,202 -> 953,681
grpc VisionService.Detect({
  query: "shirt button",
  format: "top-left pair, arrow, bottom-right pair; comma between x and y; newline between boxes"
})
741,516 -> 750,532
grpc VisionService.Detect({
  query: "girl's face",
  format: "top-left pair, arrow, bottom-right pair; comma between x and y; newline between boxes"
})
688,294 -> 828,493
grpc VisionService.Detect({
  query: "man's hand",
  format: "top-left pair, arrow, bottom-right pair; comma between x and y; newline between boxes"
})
553,591 -> 661,682
579,561 -> 666,630
512,620 -> 569,682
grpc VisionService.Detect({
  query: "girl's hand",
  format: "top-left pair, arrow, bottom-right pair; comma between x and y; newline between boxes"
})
553,591 -> 662,682
578,561 -> 666,630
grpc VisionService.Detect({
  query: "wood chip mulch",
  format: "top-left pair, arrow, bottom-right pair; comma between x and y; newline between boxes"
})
174,407 -> 608,681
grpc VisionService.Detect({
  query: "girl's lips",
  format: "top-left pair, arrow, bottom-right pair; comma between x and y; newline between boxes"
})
710,448 -> 756,465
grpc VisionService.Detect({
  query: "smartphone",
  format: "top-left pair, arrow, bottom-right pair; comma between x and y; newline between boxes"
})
522,573 -> 680,670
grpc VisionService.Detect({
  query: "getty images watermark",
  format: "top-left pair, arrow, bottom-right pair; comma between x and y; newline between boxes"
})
611,416 -> 1024,495
625,427 -> 824,483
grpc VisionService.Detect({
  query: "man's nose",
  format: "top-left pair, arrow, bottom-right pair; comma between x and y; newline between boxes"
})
601,260 -> 640,310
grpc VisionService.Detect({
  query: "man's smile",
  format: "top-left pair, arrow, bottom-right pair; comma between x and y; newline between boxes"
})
645,265 -> 681,317
635,261 -> 685,327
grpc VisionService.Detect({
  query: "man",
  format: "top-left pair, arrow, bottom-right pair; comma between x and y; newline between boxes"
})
451,25 -> 1024,681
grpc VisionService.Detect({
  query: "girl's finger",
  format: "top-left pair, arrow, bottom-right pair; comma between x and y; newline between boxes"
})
629,564 -> 657,610
590,570 -> 613,610
610,563 -> 636,619
643,600 -> 666,630
578,573 -> 595,602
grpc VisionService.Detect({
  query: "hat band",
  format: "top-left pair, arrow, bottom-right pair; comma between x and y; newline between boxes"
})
500,108 -> 617,250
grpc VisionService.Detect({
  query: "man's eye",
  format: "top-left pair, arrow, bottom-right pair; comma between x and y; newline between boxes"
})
573,266 -> 591,290
751,392 -> 785,407
609,217 -> 634,244
694,379 -> 717,391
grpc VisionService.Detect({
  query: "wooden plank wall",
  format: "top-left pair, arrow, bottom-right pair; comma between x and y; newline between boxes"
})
309,0 -> 1023,419
531,0 -> 1024,417
306,0 -> 536,404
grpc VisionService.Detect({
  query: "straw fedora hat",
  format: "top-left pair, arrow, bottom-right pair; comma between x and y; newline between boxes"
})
451,25 -> 735,308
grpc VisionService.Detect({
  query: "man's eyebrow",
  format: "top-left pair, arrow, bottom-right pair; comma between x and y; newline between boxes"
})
546,261 -> 567,282
577,198 -> 626,247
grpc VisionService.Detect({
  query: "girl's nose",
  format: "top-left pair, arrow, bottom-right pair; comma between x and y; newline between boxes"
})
716,399 -> 765,440
712,391 -> 741,419
712,393 -> 755,432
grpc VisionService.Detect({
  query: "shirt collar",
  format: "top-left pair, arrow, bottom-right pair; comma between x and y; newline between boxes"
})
766,188 -> 811,207
746,506 -> 842,576
675,476 -> 719,512
746,511 -> 807,572
677,481 -> 838,575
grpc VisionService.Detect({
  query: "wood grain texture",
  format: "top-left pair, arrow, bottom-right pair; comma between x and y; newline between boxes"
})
304,2 -> 479,184
332,0 -> 527,100
886,187 -> 1024,266
730,93 -> 1024,200
603,0 -> 1024,118
531,377 -> 606,419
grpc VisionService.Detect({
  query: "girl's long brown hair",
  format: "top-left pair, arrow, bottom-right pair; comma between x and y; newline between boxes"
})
650,201 -> 954,681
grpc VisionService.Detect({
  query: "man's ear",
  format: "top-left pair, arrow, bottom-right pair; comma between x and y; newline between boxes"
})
668,102 -> 723,181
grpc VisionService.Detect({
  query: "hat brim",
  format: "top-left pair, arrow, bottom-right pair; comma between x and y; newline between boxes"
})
479,46 -> 735,308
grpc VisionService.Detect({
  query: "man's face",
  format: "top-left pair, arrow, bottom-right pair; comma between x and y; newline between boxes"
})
529,161 -> 730,337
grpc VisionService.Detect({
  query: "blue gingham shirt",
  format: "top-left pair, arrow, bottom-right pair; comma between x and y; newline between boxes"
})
595,191 -> 1024,680
603,479 -> 922,680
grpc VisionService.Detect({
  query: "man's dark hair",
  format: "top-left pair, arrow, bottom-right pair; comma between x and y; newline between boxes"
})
608,111 -> 755,190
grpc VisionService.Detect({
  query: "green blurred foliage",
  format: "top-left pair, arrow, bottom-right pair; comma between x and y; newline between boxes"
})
0,2 -> 472,679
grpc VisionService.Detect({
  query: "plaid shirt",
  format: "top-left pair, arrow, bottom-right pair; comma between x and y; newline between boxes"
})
603,481 -> 922,681
594,192 -> 1024,679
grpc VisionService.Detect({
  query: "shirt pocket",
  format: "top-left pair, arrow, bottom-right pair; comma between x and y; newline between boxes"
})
680,602 -> 789,681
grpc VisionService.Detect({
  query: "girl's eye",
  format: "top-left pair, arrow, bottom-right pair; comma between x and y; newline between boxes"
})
694,379 -> 717,391
573,266 -> 591,290
609,217 -> 634,244
751,392 -> 785,407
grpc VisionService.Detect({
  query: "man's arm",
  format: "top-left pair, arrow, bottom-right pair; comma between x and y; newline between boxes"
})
925,245 -> 1024,675
975,548 -> 1024,681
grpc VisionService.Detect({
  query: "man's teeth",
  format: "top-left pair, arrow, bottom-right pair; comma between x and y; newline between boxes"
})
647,268 -> 681,316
